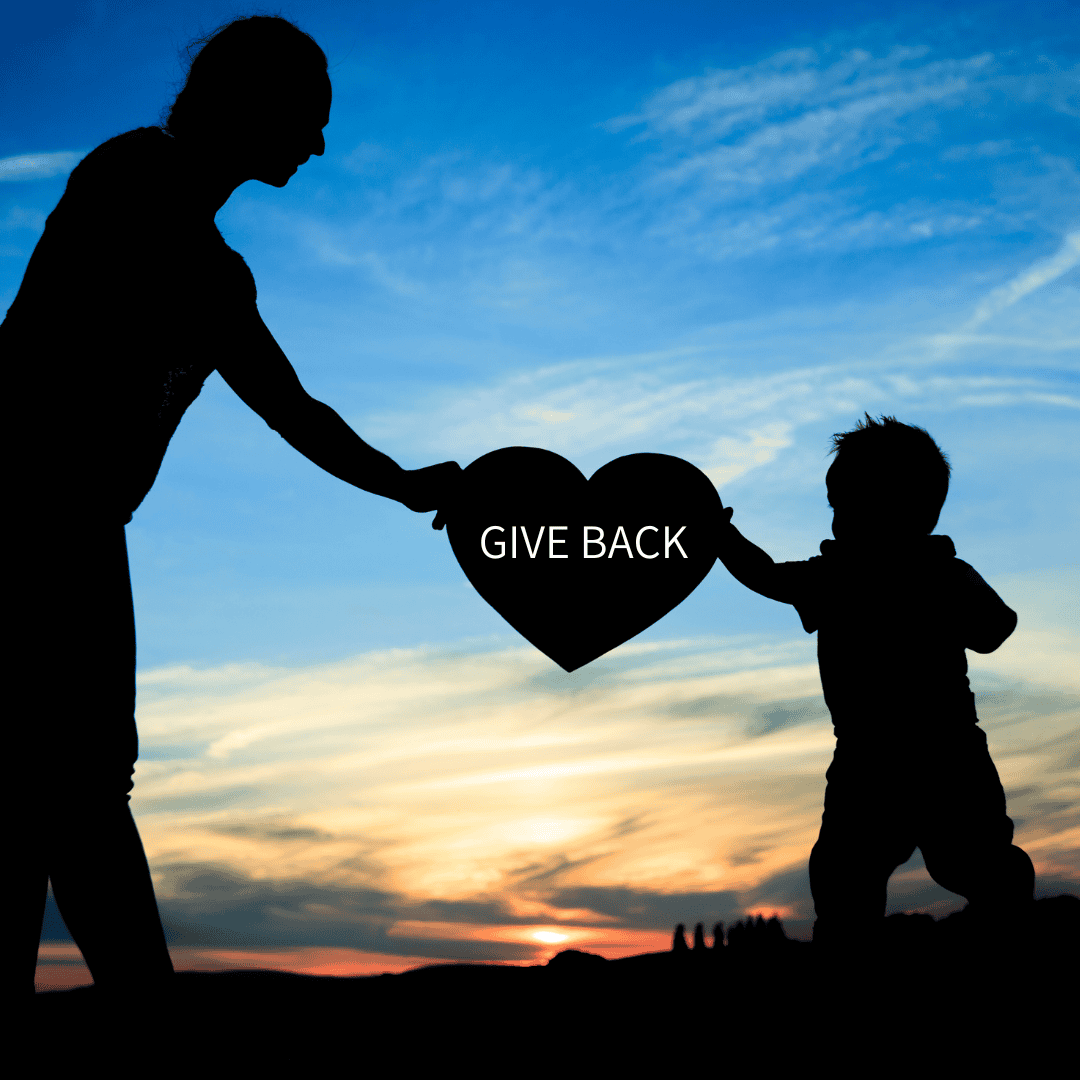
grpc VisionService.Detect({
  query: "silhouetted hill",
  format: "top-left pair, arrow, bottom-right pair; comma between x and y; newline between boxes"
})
23,896 -> 1078,1067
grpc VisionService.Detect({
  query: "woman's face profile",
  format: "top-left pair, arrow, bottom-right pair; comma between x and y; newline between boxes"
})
244,73 -> 332,188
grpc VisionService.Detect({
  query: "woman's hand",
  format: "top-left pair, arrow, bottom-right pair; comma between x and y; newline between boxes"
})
397,461 -> 463,528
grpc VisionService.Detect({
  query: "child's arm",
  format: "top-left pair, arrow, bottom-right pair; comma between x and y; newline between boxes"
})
714,506 -> 793,603
957,563 -> 1018,653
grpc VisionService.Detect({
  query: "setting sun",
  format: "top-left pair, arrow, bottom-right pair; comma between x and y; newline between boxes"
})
533,932 -> 569,944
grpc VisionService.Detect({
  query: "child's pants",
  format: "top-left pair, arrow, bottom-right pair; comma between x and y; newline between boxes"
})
809,726 -> 1035,941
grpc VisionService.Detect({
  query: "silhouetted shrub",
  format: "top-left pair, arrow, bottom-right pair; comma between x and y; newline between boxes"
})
548,949 -> 608,969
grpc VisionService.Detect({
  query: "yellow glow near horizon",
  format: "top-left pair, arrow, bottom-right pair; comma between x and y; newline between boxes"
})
127,622 -> 1079,971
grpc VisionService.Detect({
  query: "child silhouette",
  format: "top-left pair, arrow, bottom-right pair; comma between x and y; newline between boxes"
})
715,414 -> 1035,948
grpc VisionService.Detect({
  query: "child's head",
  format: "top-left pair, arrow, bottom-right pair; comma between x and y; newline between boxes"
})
825,414 -> 951,541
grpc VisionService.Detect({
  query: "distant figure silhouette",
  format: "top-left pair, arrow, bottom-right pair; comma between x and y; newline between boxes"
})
1,15 -> 459,996
714,415 -> 1035,950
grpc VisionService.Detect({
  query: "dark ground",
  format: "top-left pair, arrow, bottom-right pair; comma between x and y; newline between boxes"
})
22,897 -> 1078,1069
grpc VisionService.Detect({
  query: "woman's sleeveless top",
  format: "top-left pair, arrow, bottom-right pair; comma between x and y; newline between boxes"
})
1,127 -> 257,524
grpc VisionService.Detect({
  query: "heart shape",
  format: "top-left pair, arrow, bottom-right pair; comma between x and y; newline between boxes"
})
446,447 -> 721,671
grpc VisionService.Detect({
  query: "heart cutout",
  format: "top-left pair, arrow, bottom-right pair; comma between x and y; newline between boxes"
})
447,447 -> 720,671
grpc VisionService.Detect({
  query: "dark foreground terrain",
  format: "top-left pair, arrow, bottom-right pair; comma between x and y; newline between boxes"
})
23,897 -> 1078,1068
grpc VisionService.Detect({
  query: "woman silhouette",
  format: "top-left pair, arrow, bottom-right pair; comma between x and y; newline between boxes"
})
2,16 -> 460,995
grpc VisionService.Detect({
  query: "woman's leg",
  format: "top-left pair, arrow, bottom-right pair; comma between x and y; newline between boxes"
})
48,803 -> 174,987
21,524 -> 173,990
5,835 -> 50,997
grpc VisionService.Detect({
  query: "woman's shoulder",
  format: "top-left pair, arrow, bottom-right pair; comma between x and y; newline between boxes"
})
60,127 -> 174,206
74,127 -> 171,170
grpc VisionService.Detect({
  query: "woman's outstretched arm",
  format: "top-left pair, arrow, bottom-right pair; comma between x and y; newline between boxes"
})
216,307 -> 460,516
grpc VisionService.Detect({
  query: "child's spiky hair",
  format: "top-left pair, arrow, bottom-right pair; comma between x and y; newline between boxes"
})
826,414 -> 951,533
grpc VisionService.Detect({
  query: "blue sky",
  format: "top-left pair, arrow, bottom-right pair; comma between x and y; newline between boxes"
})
3,1 -> 1078,985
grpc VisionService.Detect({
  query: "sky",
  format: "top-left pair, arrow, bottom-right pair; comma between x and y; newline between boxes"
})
2,0 -> 1078,990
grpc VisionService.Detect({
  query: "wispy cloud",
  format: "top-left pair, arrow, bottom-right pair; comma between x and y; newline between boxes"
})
131,636 -> 830,952
608,46 -> 992,188
962,231 -> 1080,331
272,42 -> 1079,328
363,348 -> 1079,479
0,150 -> 85,182
590,47 -> 1036,259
